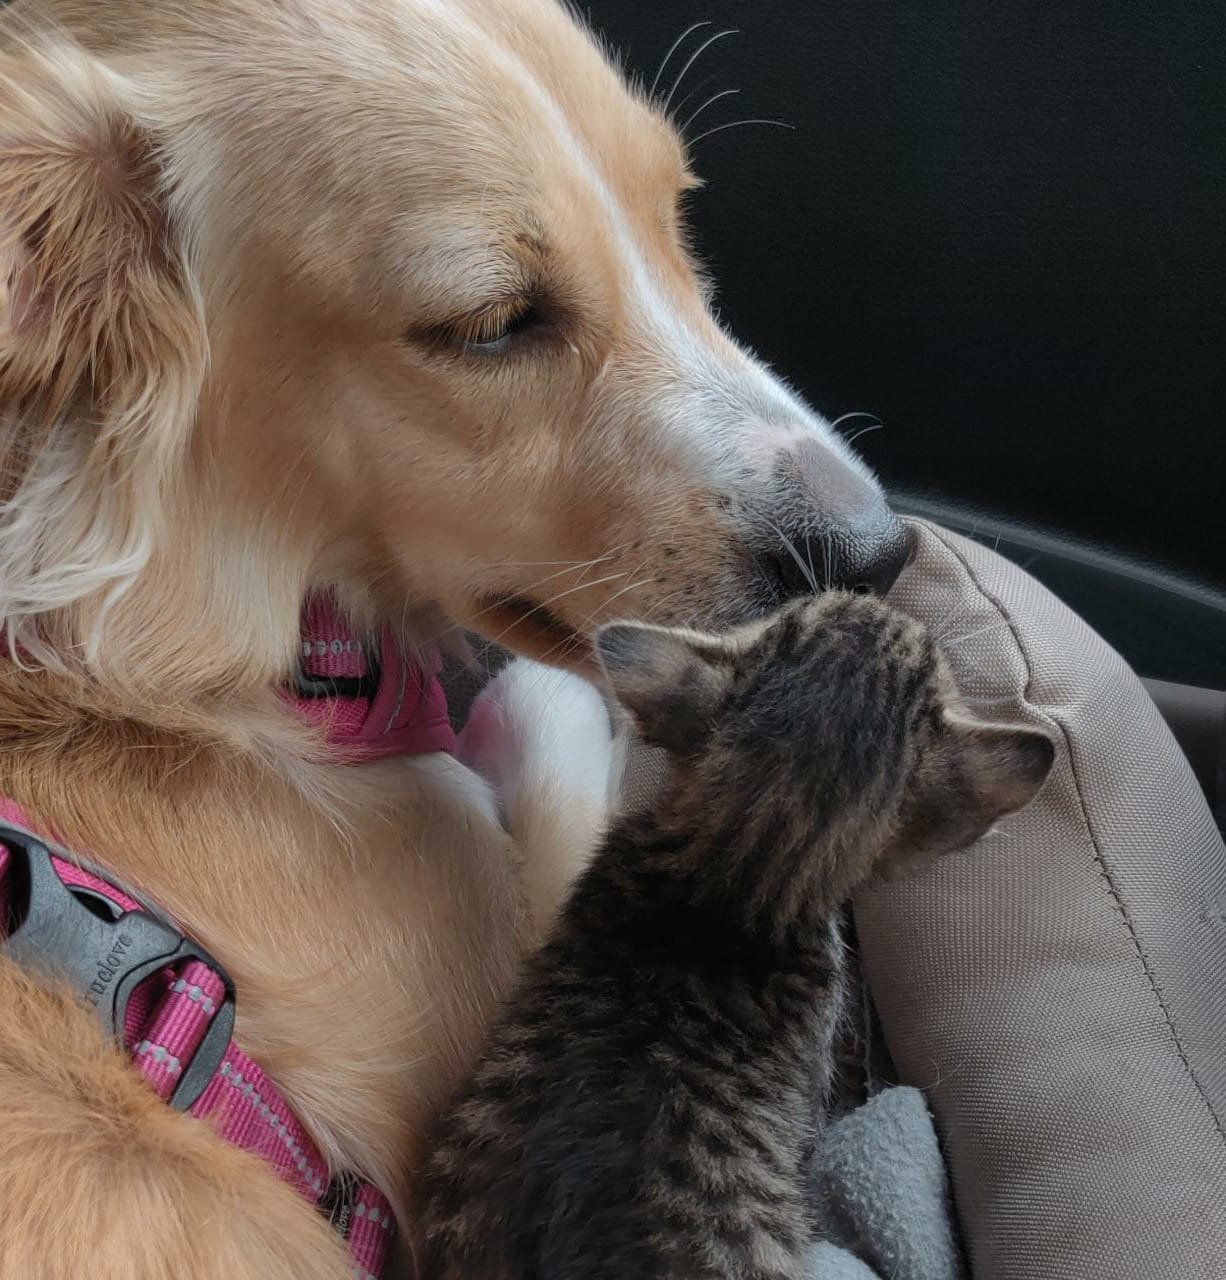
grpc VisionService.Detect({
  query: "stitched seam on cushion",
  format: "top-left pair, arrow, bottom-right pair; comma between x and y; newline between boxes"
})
924,520 -> 1226,1148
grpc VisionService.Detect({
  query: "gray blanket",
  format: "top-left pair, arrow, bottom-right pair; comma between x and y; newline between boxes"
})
807,1087 -> 965,1280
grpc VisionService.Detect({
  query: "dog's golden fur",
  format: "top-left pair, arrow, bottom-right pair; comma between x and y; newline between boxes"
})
0,1 -> 893,1275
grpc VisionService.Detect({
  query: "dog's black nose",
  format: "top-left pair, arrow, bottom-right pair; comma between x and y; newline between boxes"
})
759,438 -> 914,601
765,513 -> 913,600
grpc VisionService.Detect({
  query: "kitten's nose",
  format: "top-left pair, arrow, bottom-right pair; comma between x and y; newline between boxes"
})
757,440 -> 913,599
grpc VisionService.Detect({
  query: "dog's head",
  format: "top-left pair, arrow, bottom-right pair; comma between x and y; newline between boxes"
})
0,0 -> 908,684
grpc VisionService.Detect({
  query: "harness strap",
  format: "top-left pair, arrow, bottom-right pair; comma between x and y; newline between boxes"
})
0,824 -> 394,1280
0,594 -> 459,1279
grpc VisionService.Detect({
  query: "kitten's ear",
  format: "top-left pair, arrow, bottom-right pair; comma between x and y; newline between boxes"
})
947,712 -> 1056,822
595,622 -> 726,755
897,714 -> 1055,864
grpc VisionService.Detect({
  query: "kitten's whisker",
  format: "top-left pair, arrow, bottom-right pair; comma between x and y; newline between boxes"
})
924,1058 -> 968,1093
937,621 -> 1012,650
931,608 -> 994,642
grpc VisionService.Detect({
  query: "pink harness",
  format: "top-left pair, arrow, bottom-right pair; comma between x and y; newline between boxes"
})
0,597 -> 455,1278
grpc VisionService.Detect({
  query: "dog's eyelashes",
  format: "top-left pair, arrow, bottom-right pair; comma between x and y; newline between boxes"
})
412,298 -> 548,357
461,301 -> 544,354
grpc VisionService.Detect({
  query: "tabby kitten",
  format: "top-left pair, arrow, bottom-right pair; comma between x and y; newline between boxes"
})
417,592 -> 1053,1280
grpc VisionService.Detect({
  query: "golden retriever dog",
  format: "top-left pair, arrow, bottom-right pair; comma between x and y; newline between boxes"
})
0,1 -> 910,1275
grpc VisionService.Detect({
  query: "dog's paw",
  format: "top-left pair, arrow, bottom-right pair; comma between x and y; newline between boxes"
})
457,658 -> 623,925
457,658 -> 619,822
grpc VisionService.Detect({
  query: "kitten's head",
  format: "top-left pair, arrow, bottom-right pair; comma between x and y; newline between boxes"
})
597,592 -> 1054,893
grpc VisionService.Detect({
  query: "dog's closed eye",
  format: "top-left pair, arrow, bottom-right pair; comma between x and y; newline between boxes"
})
409,295 -> 549,357
454,298 -> 546,353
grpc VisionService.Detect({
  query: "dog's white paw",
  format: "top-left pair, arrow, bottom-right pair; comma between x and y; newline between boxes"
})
458,658 -> 619,823
457,658 -> 623,927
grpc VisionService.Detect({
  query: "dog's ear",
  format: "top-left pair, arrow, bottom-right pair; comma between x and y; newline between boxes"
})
0,41 -> 203,420
0,40 -> 205,647
596,621 -> 728,755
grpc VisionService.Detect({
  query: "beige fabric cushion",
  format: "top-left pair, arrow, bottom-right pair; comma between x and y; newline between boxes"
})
855,519 -> 1226,1278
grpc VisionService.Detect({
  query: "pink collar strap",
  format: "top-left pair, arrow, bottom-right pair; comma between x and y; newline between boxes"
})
0,597 -> 456,1278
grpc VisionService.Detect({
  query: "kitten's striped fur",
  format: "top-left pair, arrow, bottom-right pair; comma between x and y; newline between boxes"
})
417,592 -> 1053,1280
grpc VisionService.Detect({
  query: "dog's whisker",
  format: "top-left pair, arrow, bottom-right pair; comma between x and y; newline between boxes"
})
758,512 -> 818,594
662,28 -> 739,115
477,555 -> 626,614
669,71 -> 724,127
843,422 -> 886,449
483,570 -> 630,649
422,550 -> 634,651
535,573 -> 662,667
557,567 -> 652,642
688,118 -> 796,147
489,557 -> 614,596
680,88 -> 741,138
490,548 -> 622,570
581,574 -> 657,628
492,558 -> 606,569
828,411 -> 882,433
649,20 -> 711,100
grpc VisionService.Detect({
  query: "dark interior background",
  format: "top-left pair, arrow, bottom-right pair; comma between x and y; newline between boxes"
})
586,1 -> 1226,689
